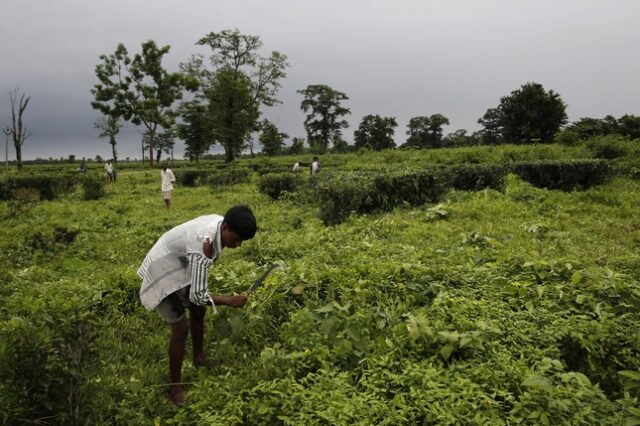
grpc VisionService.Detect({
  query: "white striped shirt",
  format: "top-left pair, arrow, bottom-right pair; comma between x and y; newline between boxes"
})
138,215 -> 223,310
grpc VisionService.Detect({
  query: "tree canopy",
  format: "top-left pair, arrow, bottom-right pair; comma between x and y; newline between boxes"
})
402,114 -> 450,149
353,114 -> 397,151
492,82 -> 568,144
91,41 -> 187,166
298,84 -> 351,154
181,29 -> 289,162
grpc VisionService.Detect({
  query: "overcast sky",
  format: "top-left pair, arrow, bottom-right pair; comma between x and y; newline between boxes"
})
1,0 -> 638,160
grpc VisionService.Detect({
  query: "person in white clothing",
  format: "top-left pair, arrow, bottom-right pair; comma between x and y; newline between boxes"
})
104,159 -> 114,182
161,161 -> 176,208
310,156 -> 320,175
137,205 -> 257,406
292,161 -> 301,172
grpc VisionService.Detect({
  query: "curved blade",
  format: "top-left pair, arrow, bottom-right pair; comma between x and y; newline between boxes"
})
246,263 -> 282,294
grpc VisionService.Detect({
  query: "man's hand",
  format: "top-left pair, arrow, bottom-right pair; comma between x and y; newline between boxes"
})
226,294 -> 247,308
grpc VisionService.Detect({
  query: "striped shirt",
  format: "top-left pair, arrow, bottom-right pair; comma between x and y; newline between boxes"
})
137,214 -> 223,310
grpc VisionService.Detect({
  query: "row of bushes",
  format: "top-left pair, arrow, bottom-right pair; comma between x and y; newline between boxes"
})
175,168 -> 252,187
0,174 -> 106,202
258,159 -> 612,225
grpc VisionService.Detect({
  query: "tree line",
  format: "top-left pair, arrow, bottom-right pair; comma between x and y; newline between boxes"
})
5,29 -> 640,170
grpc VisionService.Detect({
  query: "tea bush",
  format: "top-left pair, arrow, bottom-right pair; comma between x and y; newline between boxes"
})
175,169 -> 211,187
258,172 -> 305,199
80,174 -> 106,200
208,167 -> 252,186
0,174 -> 76,200
510,159 -> 612,191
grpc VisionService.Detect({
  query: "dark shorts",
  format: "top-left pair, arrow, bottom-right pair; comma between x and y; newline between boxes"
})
156,286 -> 193,323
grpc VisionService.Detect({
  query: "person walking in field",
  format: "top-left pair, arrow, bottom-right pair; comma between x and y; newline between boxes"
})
104,159 -> 114,182
310,156 -> 320,175
137,205 -> 257,406
292,161 -> 301,172
161,161 -> 176,209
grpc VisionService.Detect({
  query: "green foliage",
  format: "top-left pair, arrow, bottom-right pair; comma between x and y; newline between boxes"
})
298,84 -> 351,154
176,169 -> 211,187
259,119 -> 288,156
80,174 -> 106,200
353,114 -> 397,151
511,159 -> 612,191
258,173 -> 304,199
403,114 -> 450,149
0,148 -> 638,424
91,40 -> 187,166
208,167 -> 251,186
0,174 -> 76,201
317,169 -> 447,225
585,135 -> 632,159
488,82 -> 568,144
447,163 -> 508,191
186,29 -> 289,162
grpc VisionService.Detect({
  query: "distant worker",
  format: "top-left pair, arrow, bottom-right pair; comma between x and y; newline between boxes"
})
292,161 -> 301,172
161,161 -> 176,209
310,156 -> 320,175
104,159 -> 114,182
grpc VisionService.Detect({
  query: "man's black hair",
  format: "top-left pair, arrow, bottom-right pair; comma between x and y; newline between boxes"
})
223,205 -> 257,240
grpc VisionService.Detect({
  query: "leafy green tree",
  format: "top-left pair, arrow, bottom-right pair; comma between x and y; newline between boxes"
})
206,70 -> 260,161
181,29 -> 289,162
353,114 -> 397,151
477,107 -> 503,145
402,114 -> 450,148
94,115 -> 123,164
91,40 -> 187,166
287,137 -> 305,155
259,120 -> 288,156
8,88 -> 31,171
617,114 -> 640,139
176,102 -> 211,162
443,129 -> 479,147
297,84 -> 351,154
497,82 -> 567,144
144,128 -> 175,163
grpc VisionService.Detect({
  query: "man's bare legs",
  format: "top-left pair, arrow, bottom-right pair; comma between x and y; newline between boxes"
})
169,318 -> 189,405
189,305 -> 207,366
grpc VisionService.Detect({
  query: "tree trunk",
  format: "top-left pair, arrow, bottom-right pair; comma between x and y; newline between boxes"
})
15,145 -> 22,171
110,140 -> 118,165
225,142 -> 236,163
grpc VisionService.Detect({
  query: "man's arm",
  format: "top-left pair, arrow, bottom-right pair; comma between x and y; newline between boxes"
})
188,240 -> 247,309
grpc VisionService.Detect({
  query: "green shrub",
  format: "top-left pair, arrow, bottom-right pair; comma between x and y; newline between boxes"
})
510,159 -> 612,191
446,163 -> 508,191
209,168 -> 252,186
80,174 -> 106,200
317,169 -> 447,225
175,170 -> 210,187
258,173 -> 304,199
586,135 -> 632,159
0,174 -> 76,201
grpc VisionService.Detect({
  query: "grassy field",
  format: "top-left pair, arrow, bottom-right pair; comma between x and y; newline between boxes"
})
1,145 -> 639,424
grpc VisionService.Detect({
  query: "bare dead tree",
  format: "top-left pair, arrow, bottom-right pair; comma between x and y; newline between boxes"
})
9,88 -> 31,171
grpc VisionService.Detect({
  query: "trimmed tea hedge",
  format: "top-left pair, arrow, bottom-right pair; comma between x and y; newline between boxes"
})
175,170 -> 211,187
317,169 -> 448,225
209,168 -> 252,186
511,159 -> 611,191
258,173 -> 305,199
0,174 -> 77,201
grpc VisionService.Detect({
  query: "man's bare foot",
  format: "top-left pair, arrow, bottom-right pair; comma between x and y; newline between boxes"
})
193,354 -> 212,368
169,386 -> 186,406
